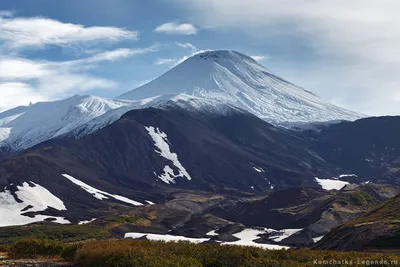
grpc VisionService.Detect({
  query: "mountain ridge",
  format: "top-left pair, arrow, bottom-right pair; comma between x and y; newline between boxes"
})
0,50 -> 363,153
118,50 -> 363,124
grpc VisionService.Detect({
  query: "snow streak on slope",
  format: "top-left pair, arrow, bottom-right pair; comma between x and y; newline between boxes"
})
145,126 -> 192,184
62,174 -> 143,206
0,182 -> 69,227
0,95 -> 130,151
118,50 -> 363,124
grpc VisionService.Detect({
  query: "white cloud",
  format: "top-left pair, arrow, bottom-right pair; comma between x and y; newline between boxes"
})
155,58 -> 179,65
250,56 -> 266,62
0,46 -> 157,80
0,58 -> 50,80
0,46 -> 158,111
87,46 -> 158,63
175,42 -> 197,51
155,49 -> 213,67
0,15 -> 138,50
172,0 -> 400,115
154,22 -> 197,35
0,82 -> 45,111
0,12 -> 155,111
37,74 -> 117,97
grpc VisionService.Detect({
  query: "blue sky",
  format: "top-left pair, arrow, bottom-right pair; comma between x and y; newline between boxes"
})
1,0 -> 400,115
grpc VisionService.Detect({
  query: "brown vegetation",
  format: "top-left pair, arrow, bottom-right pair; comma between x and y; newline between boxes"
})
6,239 -> 400,267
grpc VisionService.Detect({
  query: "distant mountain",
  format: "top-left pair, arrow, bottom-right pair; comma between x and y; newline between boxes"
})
118,50 -> 363,124
0,95 -> 130,152
0,50 -> 363,153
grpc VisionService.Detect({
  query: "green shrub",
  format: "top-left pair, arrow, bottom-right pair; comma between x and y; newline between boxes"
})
0,224 -> 105,243
107,215 -> 138,224
349,192 -> 379,206
61,243 -> 82,261
8,239 -> 64,258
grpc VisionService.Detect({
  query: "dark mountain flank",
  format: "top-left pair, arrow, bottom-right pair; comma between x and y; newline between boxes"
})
0,106 -> 339,220
304,116 -> 400,185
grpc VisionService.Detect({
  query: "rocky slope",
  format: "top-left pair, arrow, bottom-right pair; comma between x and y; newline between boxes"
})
315,192 -> 400,250
207,184 -> 400,246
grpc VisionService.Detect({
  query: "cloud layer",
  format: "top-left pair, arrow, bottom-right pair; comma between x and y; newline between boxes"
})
0,15 -> 137,50
0,11 -> 155,111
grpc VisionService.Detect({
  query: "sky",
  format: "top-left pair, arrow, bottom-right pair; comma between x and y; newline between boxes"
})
0,0 -> 399,116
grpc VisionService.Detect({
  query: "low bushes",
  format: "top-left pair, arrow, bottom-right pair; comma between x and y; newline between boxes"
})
0,224 -> 105,243
73,240 -> 400,267
8,239 -> 64,258
0,244 -> 9,252
6,238 -> 400,266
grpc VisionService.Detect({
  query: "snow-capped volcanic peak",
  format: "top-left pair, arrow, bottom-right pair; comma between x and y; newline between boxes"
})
118,50 -> 362,124
0,95 -> 130,151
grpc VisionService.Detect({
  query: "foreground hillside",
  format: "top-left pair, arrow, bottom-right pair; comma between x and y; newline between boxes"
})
208,184 -> 400,245
0,184 -> 398,249
316,193 -> 400,251
2,239 -> 400,267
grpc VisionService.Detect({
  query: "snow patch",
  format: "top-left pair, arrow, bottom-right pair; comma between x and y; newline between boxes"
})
125,233 -> 208,244
315,177 -> 349,191
125,229 -> 288,250
267,228 -> 303,242
0,128 -> 11,142
206,230 -> 219,236
62,174 -> 143,206
145,126 -> 192,184
16,182 -> 66,212
78,218 -> 97,225
0,182 -> 69,227
253,166 -> 264,173
226,228 -> 289,250
312,236 -> 324,243
145,200 -> 155,205
339,174 -> 358,178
